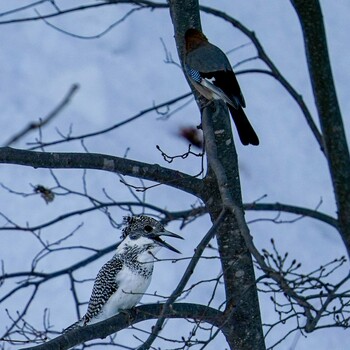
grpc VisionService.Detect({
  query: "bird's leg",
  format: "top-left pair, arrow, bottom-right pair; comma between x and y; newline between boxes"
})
199,99 -> 219,121
197,95 -> 212,111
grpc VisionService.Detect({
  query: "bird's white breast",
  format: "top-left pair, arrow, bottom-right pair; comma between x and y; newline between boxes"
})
89,263 -> 152,324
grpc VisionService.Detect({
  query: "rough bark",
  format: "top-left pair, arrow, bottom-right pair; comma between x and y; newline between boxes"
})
201,103 -> 265,349
23,303 -> 224,350
169,1 -> 265,348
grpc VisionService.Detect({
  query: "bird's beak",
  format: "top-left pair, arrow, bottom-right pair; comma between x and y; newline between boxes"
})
151,229 -> 183,254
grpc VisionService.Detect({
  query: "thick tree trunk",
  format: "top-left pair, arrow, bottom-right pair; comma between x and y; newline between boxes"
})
201,103 -> 265,350
169,1 -> 265,348
291,0 -> 350,256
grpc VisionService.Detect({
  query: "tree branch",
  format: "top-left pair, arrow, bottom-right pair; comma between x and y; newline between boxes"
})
290,0 -> 350,257
245,202 -> 339,230
0,1 -> 168,25
28,92 -> 191,150
22,303 -> 224,350
0,147 -> 202,196
168,0 -> 266,347
4,84 -> 79,147
138,209 -> 228,350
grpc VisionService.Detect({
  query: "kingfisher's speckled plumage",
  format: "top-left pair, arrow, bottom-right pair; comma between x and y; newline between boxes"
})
64,216 -> 182,332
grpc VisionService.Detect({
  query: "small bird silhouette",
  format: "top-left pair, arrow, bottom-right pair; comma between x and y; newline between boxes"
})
64,216 -> 183,332
184,28 -> 259,146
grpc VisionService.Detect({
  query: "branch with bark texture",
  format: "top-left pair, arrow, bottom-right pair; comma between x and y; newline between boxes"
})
291,0 -> 350,257
0,147 -> 202,196
22,303 -> 224,350
200,101 -> 347,337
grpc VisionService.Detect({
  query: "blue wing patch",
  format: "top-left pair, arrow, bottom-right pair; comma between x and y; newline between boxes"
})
186,65 -> 202,83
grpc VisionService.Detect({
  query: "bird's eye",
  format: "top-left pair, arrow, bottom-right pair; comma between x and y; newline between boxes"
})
144,225 -> 153,233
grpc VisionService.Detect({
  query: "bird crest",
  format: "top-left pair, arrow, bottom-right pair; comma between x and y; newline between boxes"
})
121,215 -> 162,239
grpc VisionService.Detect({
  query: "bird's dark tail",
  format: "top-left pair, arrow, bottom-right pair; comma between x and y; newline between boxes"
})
227,105 -> 259,146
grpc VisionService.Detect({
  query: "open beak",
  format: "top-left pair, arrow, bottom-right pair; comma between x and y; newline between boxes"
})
151,229 -> 183,254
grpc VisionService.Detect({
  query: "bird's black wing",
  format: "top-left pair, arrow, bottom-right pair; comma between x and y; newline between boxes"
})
185,42 -> 259,146
201,70 -> 245,109
83,256 -> 123,324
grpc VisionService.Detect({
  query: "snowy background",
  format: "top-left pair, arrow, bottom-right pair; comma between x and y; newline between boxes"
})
0,0 -> 349,349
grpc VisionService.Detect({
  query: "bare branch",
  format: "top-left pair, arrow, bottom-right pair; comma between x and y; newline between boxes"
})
291,0 -> 350,257
23,303 -> 224,350
27,92 -> 191,150
139,209 -> 228,350
4,84 -> 79,147
0,1 -> 168,25
0,147 -> 202,196
245,202 -> 339,230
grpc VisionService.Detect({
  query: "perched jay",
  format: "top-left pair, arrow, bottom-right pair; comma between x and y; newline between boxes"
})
184,28 -> 259,146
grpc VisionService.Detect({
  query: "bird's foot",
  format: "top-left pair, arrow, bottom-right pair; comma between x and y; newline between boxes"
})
199,98 -> 213,111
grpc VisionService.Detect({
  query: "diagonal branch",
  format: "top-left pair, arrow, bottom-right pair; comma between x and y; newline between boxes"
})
28,92 -> 191,150
201,104 -> 318,332
0,244 -> 118,304
138,209 -> 228,350
4,84 -> 79,147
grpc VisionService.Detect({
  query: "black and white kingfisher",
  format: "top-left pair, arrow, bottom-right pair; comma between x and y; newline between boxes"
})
64,215 -> 182,331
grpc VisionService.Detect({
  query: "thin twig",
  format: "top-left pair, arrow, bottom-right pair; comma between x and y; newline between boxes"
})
4,84 -> 79,147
